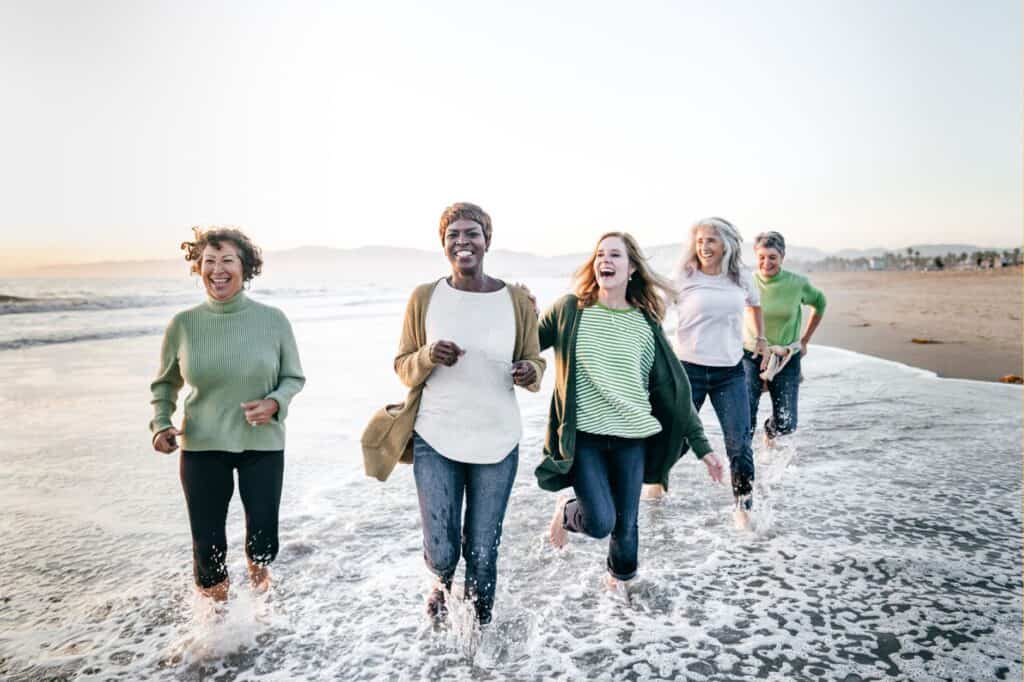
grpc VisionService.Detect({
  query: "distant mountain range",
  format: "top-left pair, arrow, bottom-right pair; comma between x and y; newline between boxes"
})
7,242 -> 1016,280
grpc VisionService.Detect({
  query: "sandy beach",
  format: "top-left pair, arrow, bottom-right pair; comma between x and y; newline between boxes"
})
808,267 -> 1022,383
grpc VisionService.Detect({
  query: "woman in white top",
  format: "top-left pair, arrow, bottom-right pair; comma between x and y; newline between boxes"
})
393,202 -> 545,627
646,217 -> 766,527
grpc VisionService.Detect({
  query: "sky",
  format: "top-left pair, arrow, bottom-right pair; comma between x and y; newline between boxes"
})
0,0 -> 1020,269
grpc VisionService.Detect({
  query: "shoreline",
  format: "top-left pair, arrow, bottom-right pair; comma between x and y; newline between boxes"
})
807,267 -> 1022,383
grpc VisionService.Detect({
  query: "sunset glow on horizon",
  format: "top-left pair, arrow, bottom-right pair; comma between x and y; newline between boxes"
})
1,0 -> 1020,271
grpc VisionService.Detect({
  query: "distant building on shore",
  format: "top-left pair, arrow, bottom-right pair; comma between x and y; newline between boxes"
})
804,247 -> 1021,273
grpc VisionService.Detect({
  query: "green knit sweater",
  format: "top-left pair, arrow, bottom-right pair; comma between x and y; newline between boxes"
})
149,292 -> 305,452
744,269 -> 827,350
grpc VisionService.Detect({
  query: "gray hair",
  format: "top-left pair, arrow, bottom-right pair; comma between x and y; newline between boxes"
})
754,230 -> 786,256
677,216 -> 746,288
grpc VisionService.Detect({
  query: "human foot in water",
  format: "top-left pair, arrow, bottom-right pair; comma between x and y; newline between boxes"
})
549,496 -> 570,549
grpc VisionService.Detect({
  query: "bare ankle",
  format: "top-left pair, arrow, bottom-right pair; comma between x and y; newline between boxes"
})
199,579 -> 230,602
247,560 -> 272,593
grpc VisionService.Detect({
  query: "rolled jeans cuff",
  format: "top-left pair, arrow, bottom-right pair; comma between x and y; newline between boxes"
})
606,557 -> 637,582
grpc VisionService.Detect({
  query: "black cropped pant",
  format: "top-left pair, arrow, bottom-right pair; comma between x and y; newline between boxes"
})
180,450 -> 284,588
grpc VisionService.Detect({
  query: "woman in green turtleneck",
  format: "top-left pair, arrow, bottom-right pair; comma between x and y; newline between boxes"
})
149,227 -> 305,602
742,230 -> 826,447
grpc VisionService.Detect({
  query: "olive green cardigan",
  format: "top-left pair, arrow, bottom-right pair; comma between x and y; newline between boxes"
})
361,279 -> 546,481
534,294 -> 712,492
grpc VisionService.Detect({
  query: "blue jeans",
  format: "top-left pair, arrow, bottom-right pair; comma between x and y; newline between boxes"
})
563,432 -> 645,580
681,360 -> 754,497
743,350 -> 801,439
412,432 -> 518,625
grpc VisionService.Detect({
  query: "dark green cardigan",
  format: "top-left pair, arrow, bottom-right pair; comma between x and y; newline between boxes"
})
534,294 -> 712,492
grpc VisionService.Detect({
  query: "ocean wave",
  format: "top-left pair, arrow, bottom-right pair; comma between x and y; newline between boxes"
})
0,296 -> 185,316
0,290 -> 403,316
0,327 -> 161,351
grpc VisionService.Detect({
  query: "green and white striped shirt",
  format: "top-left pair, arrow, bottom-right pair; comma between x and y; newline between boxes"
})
574,303 -> 662,438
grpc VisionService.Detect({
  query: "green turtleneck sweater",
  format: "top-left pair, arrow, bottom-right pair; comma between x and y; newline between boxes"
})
149,292 -> 305,453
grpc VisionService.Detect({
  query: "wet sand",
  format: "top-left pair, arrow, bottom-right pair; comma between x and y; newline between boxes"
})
808,267 -> 1022,383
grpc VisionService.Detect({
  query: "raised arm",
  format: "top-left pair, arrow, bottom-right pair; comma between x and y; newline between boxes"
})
538,300 -> 560,352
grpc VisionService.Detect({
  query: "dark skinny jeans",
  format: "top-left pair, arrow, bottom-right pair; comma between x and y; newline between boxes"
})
742,349 -> 801,439
180,450 -> 284,588
681,360 -> 755,497
562,431 -> 645,581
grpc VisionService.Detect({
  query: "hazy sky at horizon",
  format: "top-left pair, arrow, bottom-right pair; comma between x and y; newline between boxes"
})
1,0 -> 1020,268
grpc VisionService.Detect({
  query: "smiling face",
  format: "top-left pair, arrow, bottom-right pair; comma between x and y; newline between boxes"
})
592,235 -> 635,291
200,242 -> 245,301
444,218 -> 488,275
695,226 -> 726,270
756,245 -> 784,278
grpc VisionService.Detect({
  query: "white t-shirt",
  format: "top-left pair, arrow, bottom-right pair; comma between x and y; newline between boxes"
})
670,268 -> 760,367
414,280 -> 521,464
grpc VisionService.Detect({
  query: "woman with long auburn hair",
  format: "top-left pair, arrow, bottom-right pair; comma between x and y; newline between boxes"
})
535,231 -> 724,590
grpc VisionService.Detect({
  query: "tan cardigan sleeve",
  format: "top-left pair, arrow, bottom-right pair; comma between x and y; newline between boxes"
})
394,283 -> 437,388
510,285 -> 546,392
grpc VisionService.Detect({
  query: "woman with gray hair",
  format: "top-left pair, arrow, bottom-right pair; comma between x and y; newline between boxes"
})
643,217 -> 766,529
743,230 -> 826,447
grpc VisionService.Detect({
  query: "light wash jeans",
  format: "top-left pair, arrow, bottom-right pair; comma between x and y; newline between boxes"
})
412,432 -> 518,625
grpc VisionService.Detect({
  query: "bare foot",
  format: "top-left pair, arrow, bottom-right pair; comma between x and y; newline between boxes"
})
763,432 -> 776,450
549,496 -> 570,549
199,579 -> 230,602
603,574 -> 633,598
247,560 -> 271,594
641,483 -> 665,500
734,493 -> 753,531
426,582 -> 448,626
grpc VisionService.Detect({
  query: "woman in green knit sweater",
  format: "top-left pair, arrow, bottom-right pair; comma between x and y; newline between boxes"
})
150,227 -> 305,602
742,230 -> 826,447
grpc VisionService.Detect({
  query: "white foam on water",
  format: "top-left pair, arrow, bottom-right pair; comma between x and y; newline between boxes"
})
0,283 -> 1020,680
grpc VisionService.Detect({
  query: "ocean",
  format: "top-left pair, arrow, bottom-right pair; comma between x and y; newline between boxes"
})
1,275 -> 1020,680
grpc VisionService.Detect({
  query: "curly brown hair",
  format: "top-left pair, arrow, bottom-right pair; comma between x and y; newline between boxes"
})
180,226 -> 264,281
438,202 -> 493,247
